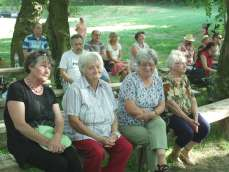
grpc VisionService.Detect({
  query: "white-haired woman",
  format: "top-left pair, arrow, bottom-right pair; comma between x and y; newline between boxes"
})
62,52 -> 132,172
164,50 -> 210,167
117,49 -> 169,172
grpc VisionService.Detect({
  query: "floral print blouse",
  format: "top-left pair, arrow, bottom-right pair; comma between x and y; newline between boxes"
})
163,74 -> 194,116
117,72 -> 165,126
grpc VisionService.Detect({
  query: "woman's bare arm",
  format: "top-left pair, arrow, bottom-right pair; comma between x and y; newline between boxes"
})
200,55 -> 216,73
7,101 -> 49,147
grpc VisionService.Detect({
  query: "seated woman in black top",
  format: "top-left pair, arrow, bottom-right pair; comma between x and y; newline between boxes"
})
4,52 -> 82,172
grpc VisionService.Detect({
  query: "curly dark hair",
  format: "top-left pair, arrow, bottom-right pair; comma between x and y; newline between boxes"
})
134,31 -> 145,41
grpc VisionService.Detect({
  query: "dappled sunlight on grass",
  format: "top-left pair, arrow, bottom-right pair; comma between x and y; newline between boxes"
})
0,5 -> 215,67
69,22 -> 172,35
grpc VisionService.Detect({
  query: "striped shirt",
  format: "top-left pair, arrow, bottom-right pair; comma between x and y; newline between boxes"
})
22,34 -> 49,52
62,76 -> 117,141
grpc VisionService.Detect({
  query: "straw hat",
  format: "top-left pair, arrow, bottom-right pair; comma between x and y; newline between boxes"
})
184,34 -> 195,42
218,34 -> 222,39
202,35 -> 209,41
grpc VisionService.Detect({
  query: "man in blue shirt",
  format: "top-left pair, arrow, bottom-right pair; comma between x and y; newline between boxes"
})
22,23 -> 49,58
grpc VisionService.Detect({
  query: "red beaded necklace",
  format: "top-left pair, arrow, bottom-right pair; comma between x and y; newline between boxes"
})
24,78 -> 44,95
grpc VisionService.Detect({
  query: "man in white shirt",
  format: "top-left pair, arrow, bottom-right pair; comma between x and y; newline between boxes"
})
59,34 -> 84,90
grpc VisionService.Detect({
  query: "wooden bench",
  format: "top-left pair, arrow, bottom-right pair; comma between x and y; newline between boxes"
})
53,82 -> 122,98
0,154 -> 22,172
199,98 -> 229,124
0,67 -> 24,75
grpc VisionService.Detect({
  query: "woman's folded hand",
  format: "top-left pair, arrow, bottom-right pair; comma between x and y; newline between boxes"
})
99,136 -> 116,148
187,118 -> 200,133
47,135 -> 65,153
136,109 -> 156,122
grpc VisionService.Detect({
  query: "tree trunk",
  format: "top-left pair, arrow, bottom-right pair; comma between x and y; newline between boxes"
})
216,0 -> 229,138
10,0 -> 47,66
215,0 -> 229,99
46,0 -> 70,88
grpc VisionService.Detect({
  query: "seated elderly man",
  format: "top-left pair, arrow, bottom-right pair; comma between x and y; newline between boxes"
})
62,52 -> 132,172
84,30 -> 110,82
178,34 -> 196,67
22,22 -> 50,59
117,49 -> 169,172
164,50 -> 210,167
59,34 -> 85,90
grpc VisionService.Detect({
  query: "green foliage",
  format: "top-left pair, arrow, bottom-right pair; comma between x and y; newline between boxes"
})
0,0 -> 20,7
196,0 -> 226,25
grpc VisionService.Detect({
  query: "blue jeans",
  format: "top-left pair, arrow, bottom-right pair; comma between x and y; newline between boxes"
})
168,114 -> 210,148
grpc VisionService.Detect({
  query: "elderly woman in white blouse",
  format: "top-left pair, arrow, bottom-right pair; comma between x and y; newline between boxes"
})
62,52 -> 132,172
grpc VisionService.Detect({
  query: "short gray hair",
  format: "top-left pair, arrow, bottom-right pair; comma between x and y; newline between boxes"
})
167,50 -> 186,68
78,52 -> 104,75
136,49 -> 158,66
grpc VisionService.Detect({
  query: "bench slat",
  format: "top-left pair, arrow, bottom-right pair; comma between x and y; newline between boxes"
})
0,67 -> 24,75
53,82 -> 122,98
199,98 -> 229,124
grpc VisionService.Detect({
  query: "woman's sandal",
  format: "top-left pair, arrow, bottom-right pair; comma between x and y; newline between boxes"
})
155,164 -> 169,172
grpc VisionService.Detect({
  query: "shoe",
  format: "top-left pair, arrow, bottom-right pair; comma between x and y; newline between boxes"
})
179,150 -> 195,165
155,164 -> 169,172
167,153 -> 186,169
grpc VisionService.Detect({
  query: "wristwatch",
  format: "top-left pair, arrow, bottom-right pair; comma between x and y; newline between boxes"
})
112,131 -> 121,139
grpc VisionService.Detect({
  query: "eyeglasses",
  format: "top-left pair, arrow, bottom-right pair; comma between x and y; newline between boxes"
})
174,62 -> 186,65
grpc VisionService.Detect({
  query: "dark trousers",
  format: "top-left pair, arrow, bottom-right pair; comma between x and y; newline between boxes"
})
104,60 -> 113,72
168,114 -> 210,148
26,145 -> 82,172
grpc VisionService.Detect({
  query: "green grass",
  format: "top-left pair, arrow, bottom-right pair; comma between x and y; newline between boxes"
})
1,5 -> 218,67
68,5 -> 214,65
0,38 -> 11,66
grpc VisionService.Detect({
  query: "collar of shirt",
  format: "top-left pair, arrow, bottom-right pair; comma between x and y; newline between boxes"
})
32,34 -> 43,41
89,40 -> 103,46
81,76 -> 105,90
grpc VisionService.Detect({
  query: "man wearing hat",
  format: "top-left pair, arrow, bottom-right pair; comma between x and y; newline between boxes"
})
178,34 -> 196,66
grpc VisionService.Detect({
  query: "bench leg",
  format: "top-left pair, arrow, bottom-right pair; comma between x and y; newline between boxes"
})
137,146 -> 157,172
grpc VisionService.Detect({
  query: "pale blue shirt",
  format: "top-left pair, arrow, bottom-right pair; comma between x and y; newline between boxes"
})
117,72 -> 165,126
62,76 -> 117,141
